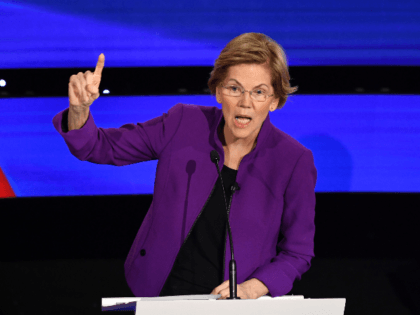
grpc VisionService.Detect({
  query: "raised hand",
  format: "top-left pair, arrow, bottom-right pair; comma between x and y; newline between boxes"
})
68,53 -> 105,111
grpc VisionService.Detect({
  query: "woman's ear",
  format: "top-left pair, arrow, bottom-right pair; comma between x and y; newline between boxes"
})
216,86 -> 222,104
270,98 -> 280,111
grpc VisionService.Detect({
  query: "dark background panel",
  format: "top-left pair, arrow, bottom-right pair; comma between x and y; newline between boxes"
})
1,193 -> 419,261
1,193 -> 419,315
1,66 -> 419,97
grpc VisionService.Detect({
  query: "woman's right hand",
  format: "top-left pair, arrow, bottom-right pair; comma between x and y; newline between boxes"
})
68,54 -> 105,111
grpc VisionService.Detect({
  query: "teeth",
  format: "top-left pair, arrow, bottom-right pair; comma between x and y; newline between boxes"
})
236,117 -> 251,124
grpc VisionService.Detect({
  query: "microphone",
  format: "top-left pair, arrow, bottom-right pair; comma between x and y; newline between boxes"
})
210,150 -> 240,300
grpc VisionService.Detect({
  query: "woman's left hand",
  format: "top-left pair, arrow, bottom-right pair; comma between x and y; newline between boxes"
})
210,278 -> 269,300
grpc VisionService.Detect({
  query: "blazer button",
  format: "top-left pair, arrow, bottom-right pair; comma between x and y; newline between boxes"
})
140,249 -> 146,256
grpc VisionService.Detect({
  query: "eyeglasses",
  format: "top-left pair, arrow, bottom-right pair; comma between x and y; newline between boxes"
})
220,84 -> 274,102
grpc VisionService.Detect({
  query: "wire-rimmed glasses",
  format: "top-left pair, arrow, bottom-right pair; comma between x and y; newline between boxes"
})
220,84 -> 274,102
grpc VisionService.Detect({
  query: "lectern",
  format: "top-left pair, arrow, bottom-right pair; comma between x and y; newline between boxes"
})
102,295 -> 346,315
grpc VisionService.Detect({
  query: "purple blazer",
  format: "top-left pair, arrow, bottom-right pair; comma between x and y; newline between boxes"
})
52,103 -> 317,297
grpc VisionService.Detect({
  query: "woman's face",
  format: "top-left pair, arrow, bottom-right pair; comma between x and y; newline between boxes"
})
216,63 -> 279,145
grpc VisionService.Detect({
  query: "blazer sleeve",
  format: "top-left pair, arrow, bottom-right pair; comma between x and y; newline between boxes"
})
52,103 -> 184,165
247,149 -> 317,297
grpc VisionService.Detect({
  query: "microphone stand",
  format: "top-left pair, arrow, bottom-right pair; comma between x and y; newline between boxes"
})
210,150 -> 240,300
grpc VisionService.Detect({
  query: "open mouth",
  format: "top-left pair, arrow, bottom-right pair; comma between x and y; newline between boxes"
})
234,115 -> 252,127
235,116 -> 252,124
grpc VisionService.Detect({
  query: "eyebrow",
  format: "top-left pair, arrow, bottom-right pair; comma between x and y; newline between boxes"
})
227,79 -> 269,89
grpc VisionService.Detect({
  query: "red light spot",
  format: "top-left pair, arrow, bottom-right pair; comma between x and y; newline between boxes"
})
0,167 -> 15,198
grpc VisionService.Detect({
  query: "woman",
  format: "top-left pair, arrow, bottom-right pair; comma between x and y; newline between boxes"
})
53,33 -> 317,299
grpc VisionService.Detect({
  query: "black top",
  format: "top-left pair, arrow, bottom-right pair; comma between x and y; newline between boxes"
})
159,165 -> 238,296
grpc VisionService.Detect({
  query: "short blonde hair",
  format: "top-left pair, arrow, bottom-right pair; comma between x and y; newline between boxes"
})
208,33 -> 297,109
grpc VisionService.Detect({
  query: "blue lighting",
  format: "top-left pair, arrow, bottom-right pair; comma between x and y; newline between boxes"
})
0,95 -> 419,196
2,0 -> 420,68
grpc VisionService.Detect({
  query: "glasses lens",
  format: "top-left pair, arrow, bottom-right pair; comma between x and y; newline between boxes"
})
252,90 -> 266,102
223,85 -> 242,96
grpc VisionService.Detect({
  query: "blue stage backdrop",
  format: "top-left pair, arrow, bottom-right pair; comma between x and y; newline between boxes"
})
1,0 -> 420,68
0,95 -> 419,196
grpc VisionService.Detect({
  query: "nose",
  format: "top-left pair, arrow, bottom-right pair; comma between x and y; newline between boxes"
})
239,90 -> 252,107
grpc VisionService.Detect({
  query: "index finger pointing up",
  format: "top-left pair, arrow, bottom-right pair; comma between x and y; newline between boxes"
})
94,53 -> 105,77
